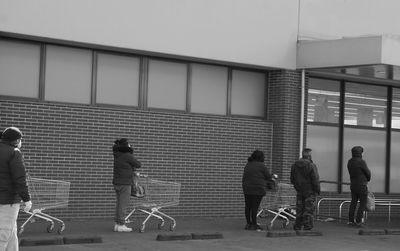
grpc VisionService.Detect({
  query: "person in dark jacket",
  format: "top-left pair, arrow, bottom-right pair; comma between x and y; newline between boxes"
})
347,146 -> 371,227
242,150 -> 273,231
0,127 -> 32,251
112,138 -> 141,232
290,148 -> 320,231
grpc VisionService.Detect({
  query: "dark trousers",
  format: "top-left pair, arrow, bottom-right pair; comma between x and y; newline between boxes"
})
244,194 -> 263,225
348,185 -> 368,224
294,193 -> 316,230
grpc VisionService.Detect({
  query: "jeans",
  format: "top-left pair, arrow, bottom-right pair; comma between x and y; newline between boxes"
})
0,203 -> 20,251
114,185 -> 131,225
349,185 -> 368,224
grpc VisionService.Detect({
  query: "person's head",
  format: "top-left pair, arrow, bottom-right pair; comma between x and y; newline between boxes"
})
113,138 -> 133,153
1,127 -> 23,148
115,138 -> 130,147
351,146 -> 363,158
248,150 -> 265,162
302,148 -> 312,160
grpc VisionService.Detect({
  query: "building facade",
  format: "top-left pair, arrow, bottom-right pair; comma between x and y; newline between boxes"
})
1,0 -> 400,220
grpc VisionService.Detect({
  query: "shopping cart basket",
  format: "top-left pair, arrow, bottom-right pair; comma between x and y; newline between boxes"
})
19,175 -> 71,235
258,182 -> 296,230
125,176 -> 181,233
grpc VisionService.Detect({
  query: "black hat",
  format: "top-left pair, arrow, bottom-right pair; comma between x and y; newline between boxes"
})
114,138 -> 129,147
1,127 -> 23,142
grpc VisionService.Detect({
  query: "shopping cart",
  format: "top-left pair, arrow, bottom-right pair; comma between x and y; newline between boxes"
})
258,182 -> 297,230
19,175 -> 71,235
125,176 -> 181,233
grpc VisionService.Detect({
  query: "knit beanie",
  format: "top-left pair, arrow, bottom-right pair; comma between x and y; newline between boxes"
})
1,127 -> 23,142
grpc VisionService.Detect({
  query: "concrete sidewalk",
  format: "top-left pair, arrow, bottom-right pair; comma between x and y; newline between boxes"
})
19,217 -> 400,251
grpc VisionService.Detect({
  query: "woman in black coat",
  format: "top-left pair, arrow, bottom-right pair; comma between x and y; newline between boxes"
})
242,150 -> 272,231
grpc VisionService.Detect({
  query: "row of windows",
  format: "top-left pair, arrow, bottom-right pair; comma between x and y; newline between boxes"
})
0,38 -> 266,117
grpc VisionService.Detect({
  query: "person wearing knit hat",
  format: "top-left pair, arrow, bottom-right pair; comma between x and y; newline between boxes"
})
347,146 -> 371,228
0,126 -> 32,250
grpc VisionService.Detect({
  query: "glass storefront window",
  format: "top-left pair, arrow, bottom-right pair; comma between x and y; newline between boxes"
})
392,88 -> 400,129
344,83 -> 387,127
307,78 -> 340,123
342,128 -> 386,193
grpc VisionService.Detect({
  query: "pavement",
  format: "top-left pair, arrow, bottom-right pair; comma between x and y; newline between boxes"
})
18,216 -> 400,251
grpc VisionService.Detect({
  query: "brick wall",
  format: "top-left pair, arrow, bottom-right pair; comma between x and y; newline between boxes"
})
267,70 -> 303,181
1,99 -> 273,220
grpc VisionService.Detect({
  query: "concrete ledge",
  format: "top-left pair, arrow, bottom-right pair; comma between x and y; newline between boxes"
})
384,229 -> 400,235
156,233 -> 192,241
266,231 -> 297,237
296,230 -> 323,236
358,229 -> 386,235
63,235 -> 103,244
191,232 -> 223,240
19,236 -> 64,246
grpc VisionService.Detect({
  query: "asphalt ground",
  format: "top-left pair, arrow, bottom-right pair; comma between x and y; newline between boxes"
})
17,215 -> 400,251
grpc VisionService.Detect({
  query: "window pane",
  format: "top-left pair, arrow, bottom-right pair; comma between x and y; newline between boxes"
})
45,45 -> 92,104
392,88 -> 400,129
96,53 -> 140,106
307,78 -> 340,123
231,70 -> 265,117
342,128 -> 386,193
307,125 -> 339,192
0,39 -> 40,98
390,131 -> 400,193
191,64 -> 227,115
147,60 -> 187,110
344,83 -> 387,127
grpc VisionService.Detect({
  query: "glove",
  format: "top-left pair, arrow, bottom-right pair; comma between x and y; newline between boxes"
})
23,201 -> 32,212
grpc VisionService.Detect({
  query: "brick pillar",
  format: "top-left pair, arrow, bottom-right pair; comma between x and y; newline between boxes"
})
267,70 -> 304,181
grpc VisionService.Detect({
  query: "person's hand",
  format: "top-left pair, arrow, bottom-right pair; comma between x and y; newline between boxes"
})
23,201 -> 32,212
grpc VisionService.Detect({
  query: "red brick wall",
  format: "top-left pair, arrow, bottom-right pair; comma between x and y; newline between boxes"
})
1,99 -> 273,220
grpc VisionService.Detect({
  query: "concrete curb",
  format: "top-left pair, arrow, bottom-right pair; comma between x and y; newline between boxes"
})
191,232 -> 224,240
385,229 -> 400,235
19,235 -> 103,246
156,233 -> 192,241
358,229 -> 386,235
266,231 -> 297,237
296,230 -> 323,236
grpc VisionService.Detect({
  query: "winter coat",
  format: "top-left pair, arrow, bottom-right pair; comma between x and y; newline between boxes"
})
112,145 -> 141,185
347,151 -> 370,187
290,158 -> 320,196
242,161 -> 272,196
0,141 -> 30,204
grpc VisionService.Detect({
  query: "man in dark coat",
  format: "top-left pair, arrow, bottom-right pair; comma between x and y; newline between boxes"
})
0,127 -> 32,250
290,148 -> 320,231
347,146 -> 371,227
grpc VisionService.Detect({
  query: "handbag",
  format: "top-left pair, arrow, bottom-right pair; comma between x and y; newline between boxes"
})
365,191 -> 375,211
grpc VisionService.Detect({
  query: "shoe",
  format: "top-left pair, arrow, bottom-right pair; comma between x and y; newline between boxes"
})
347,222 -> 357,227
355,222 -> 366,228
254,224 -> 264,232
244,224 -> 251,230
115,224 -> 132,232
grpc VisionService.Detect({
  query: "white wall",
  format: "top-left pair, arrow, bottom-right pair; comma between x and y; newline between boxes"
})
0,0 -> 299,69
299,0 -> 400,40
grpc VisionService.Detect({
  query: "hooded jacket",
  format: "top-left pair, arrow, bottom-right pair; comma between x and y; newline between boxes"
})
242,160 -> 272,196
0,140 -> 31,204
290,158 -> 320,196
112,145 -> 141,185
347,147 -> 371,186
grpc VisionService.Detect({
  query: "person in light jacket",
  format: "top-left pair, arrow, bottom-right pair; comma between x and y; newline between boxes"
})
347,146 -> 371,227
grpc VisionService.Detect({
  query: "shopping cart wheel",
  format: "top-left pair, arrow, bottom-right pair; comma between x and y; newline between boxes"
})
282,221 -> 291,229
158,220 -> 165,229
170,223 -> 176,231
139,225 -> 145,233
18,227 -> 24,235
58,224 -> 66,234
47,223 -> 55,233
266,224 -> 273,231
